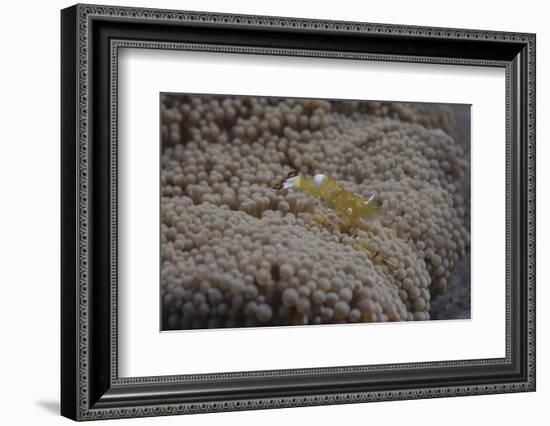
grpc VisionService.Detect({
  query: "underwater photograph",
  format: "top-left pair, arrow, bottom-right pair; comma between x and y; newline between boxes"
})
160,94 -> 471,331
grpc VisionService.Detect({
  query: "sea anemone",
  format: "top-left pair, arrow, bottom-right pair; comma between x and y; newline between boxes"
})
160,95 -> 470,329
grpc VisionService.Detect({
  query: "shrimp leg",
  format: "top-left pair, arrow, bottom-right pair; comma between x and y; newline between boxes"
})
354,239 -> 398,269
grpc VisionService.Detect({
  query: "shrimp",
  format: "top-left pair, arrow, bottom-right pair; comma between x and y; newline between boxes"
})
273,171 -> 382,228
273,172 -> 397,268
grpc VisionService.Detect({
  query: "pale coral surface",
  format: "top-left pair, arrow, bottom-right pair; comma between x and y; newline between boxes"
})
160,95 -> 470,330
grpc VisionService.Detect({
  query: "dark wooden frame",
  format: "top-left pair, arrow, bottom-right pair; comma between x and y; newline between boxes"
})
61,3 -> 536,421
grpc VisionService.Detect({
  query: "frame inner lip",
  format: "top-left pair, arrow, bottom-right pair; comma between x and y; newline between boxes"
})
110,38 -> 511,383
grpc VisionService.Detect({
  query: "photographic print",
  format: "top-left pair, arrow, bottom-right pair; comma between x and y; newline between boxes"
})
160,94 -> 471,331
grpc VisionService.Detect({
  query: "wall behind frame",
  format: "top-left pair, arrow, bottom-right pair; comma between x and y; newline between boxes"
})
0,0 -> 546,425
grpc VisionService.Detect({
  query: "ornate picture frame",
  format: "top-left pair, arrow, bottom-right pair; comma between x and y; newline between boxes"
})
61,4 -> 535,421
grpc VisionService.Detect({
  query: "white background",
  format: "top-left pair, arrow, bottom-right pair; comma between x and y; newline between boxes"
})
119,50 -> 505,376
0,0 -> 547,425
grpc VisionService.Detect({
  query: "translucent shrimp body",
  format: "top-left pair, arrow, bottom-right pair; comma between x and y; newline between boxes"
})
276,173 -> 396,269
283,174 -> 380,226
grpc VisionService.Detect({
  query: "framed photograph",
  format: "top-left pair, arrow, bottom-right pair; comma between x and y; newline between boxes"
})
61,3 -> 536,421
